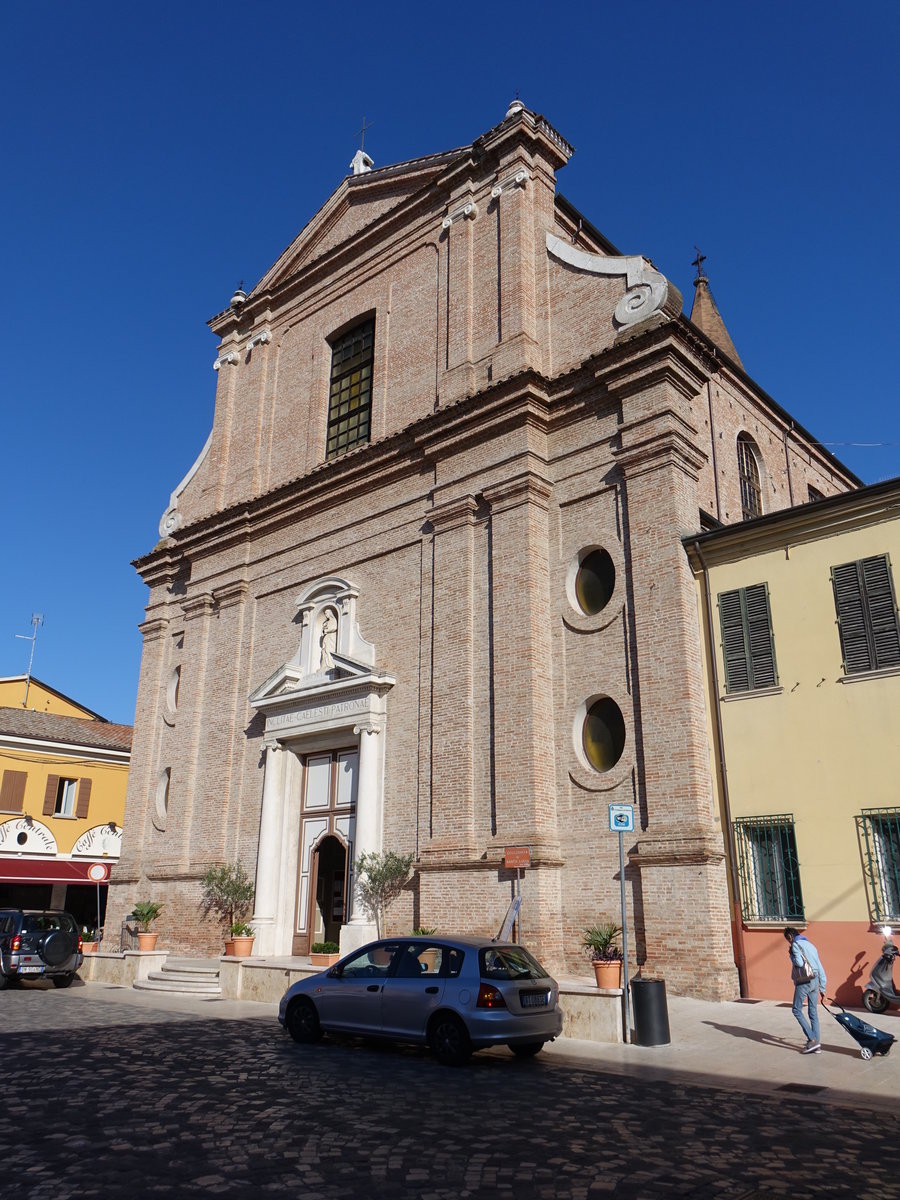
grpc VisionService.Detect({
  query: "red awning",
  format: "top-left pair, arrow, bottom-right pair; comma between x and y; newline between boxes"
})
0,858 -> 112,885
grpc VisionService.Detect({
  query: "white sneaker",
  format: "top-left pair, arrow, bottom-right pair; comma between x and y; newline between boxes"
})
801,1041 -> 822,1054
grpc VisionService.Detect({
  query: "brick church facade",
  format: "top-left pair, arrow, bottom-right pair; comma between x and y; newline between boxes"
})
109,102 -> 857,997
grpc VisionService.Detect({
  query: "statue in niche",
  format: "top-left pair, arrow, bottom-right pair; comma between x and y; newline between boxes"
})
318,608 -> 338,672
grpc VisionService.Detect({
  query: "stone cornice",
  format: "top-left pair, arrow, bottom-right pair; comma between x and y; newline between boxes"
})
614,409 -> 707,481
416,847 -> 565,871
426,494 -> 480,532
483,470 -> 553,514
631,831 -> 726,867
181,592 -> 216,621
133,541 -> 186,588
138,617 -> 169,643
213,579 -> 250,610
595,328 -> 709,403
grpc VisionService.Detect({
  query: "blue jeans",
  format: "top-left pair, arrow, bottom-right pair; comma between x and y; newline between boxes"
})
792,980 -> 821,1042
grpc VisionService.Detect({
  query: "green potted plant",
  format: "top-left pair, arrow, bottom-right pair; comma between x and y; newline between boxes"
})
411,927 -> 438,969
200,862 -> 255,956
309,940 -> 341,967
581,922 -> 623,988
132,901 -> 164,951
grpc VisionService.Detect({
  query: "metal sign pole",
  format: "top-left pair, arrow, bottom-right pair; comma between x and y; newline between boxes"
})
619,829 -> 631,1044
609,805 -> 634,1046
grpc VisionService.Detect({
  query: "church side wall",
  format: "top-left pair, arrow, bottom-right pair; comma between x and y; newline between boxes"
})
692,373 -> 857,526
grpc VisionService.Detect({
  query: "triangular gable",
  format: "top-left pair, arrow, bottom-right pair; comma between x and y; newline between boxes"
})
249,652 -> 383,709
252,146 -> 470,297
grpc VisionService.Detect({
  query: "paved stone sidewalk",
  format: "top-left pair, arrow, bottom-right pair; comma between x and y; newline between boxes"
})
3,979 -> 899,1199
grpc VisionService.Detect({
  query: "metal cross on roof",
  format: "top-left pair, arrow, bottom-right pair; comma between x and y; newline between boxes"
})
357,116 -> 374,152
692,247 -> 708,281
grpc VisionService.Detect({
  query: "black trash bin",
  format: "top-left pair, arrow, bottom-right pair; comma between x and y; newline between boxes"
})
631,978 -> 671,1046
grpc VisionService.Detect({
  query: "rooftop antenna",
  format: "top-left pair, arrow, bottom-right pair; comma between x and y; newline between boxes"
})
15,613 -> 43,708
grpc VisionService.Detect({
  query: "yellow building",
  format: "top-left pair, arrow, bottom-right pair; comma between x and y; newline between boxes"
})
686,479 -> 900,1002
0,677 -> 131,936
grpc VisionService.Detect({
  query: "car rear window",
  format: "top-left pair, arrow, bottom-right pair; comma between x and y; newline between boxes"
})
23,914 -> 75,933
0,914 -> 15,933
479,946 -> 548,981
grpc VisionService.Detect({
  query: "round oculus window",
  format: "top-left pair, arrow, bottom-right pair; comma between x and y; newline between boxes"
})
575,549 -> 615,616
582,697 -> 626,773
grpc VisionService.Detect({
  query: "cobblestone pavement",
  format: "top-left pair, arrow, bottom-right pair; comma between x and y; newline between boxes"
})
3,982 -> 899,1200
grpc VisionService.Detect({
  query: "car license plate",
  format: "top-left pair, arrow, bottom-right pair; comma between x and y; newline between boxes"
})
19,965 -> 43,974
520,990 -> 548,1008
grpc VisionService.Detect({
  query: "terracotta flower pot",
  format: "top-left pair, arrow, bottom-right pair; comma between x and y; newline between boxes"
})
592,959 -> 622,989
137,932 -> 159,952
230,935 -> 255,957
309,952 -> 340,967
82,942 -> 98,954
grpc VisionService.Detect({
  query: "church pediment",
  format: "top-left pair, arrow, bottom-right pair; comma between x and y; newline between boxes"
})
252,150 -> 467,297
249,652 -> 391,712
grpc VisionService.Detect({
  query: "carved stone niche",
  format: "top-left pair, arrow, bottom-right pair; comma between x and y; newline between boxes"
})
292,577 -> 376,681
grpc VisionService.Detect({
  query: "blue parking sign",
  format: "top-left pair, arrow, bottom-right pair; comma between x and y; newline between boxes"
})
608,804 -> 634,833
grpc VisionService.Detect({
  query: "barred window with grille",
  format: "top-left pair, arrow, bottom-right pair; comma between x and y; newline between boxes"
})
718,582 -> 778,693
858,809 -> 900,922
733,815 -> 804,922
831,554 -> 900,675
737,434 -> 763,521
326,319 -> 374,460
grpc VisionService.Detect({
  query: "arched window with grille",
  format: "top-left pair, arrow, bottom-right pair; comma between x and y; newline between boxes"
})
737,433 -> 763,521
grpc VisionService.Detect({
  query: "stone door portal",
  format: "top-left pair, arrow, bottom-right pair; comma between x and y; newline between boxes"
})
292,749 -> 357,955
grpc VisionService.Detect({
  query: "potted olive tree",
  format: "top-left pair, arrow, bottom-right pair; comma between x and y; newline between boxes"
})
581,922 -> 623,988
355,850 -> 414,938
200,862 -> 256,956
132,901 -> 164,951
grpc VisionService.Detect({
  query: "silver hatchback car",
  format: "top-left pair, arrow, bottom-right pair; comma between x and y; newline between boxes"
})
278,935 -> 563,1065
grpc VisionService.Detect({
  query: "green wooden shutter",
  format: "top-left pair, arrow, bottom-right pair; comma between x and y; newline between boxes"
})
831,559 -> 871,672
832,555 -> 900,674
719,588 -> 750,692
744,583 -> 778,689
75,778 -> 92,819
862,554 -> 900,670
0,770 -> 27,813
719,583 -> 777,692
43,775 -> 59,816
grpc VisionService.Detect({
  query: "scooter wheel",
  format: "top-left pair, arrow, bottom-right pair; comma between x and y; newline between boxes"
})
861,1047 -> 873,1060
863,989 -> 889,1015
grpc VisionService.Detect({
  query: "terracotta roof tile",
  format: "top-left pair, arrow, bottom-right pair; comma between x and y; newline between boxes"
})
0,707 -> 132,754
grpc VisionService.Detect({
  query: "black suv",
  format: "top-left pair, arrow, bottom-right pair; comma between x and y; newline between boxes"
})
0,909 -> 84,988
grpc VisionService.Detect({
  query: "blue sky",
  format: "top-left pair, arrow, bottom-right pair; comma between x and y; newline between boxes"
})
2,2 -> 898,725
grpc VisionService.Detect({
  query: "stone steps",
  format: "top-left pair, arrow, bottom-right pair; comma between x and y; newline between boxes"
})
133,962 -> 221,996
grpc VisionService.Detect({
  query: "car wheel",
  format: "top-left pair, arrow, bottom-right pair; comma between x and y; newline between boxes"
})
52,974 -> 75,989
428,1013 -> 471,1067
286,998 -> 322,1044
863,989 -> 888,1014
0,972 -> 9,991
509,1041 -> 545,1058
